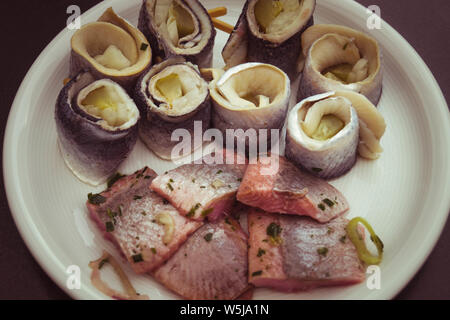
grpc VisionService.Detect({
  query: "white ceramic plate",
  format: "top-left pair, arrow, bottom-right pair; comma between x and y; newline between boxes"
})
3,0 -> 450,300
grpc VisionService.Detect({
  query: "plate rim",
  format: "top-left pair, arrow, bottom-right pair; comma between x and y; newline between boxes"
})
3,0 -> 450,300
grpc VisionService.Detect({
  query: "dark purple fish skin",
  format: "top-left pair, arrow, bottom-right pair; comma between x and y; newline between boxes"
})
133,57 -> 211,160
55,72 -> 138,185
247,17 -> 313,79
280,215 -> 365,287
138,0 -> 216,68
153,217 -> 249,300
87,167 -> 202,274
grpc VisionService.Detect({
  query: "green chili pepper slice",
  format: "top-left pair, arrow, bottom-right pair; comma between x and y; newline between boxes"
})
346,217 -> 383,265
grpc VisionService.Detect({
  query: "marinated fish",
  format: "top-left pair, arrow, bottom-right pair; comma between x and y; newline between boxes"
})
209,63 -> 290,151
55,72 -> 139,185
87,167 -> 202,274
70,8 -> 152,92
134,57 -> 211,160
150,149 -> 247,221
248,209 -> 365,291
153,217 -> 249,300
237,155 -> 348,223
222,0 -> 315,78
298,24 -> 383,105
138,0 -> 215,68
285,92 -> 359,178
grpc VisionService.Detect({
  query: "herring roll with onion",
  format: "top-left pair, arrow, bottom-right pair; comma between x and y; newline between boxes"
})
298,24 -> 383,105
209,62 -> 290,148
70,8 -> 152,92
286,91 -> 386,178
138,0 -> 215,68
222,0 -> 315,78
134,57 -> 211,160
55,72 -> 139,186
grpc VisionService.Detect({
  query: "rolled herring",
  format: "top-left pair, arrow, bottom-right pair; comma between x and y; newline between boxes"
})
222,0 -> 315,78
70,8 -> 152,92
298,24 -> 383,105
138,0 -> 215,68
209,62 -> 290,150
134,56 -> 211,160
55,72 -> 140,185
286,91 -> 386,178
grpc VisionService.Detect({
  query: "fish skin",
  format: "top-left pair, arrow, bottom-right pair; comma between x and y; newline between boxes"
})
237,155 -> 349,223
87,167 -> 202,274
150,150 -> 247,221
153,217 -> 249,300
248,209 -> 365,292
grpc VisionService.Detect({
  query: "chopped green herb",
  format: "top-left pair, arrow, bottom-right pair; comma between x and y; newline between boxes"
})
312,167 -> 323,173
216,170 -> 223,174
318,203 -> 326,211
140,42 -> 149,51
266,223 -> 282,238
343,42 -> 349,50
106,208 -> 115,220
187,203 -> 201,218
141,211 -> 147,216
162,199 -> 169,205
257,248 -> 266,257
317,247 -> 328,257
167,183 -> 174,191
252,270 -> 263,277
327,227 -> 334,234
204,233 -> 213,242
107,172 -> 125,188
225,218 -> 231,225
151,248 -> 157,254
323,198 -> 335,207
339,235 -> 347,243
105,221 -> 114,232
191,178 -> 196,183
133,195 -> 142,200
98,258 -> 109,269
132,253 -> 143,263
236,178 -> 242,182
144,175 -> 151,179
169,178 -> 174,183
201,207 -> 214,217
118,206 -> 123,216
87,193 -> 106,205
200,186 -> 206,189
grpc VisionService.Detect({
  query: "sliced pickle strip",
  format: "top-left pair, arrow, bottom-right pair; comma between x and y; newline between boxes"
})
155,73 -> 183,105
346,217 -> 383,265
310,114 -> 345,141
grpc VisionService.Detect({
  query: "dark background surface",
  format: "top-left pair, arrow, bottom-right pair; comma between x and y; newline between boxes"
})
0,0 -> 449,300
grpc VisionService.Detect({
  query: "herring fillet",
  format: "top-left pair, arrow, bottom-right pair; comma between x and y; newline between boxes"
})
153,217 -> 249,300
248,209 -> 365,291
87,167 -> 202,274
237,155 -> 348,223
150,150 -> 247,221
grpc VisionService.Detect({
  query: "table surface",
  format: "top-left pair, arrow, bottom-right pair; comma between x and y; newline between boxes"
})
1,0 -> 449,300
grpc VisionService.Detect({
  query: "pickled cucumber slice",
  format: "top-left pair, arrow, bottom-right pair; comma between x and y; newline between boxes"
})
81,86 -> 128,127
94,45 -> 131,71
255,0 -> 283,32
167,2 -> 195,45
310,114 -> 345,141
322,63 -> 353,83
156,73 -> 183,104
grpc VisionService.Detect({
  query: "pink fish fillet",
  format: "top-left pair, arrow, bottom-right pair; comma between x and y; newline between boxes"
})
237,155 -> 349,223
153,217 -> 250,300
87,167 -> 202,274
151,149 -> 247,221
248,209 -> 365,292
